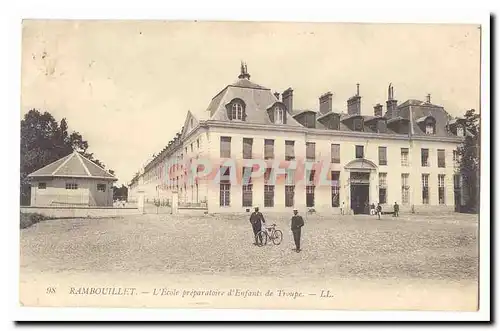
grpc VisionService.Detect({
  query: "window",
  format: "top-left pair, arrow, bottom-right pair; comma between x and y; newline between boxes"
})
306,142 -> 316,161
426,122 -> 435,134
285,169 -> 295,185
242,184 -> 253,207
97,184 -> 106,192
264,168 -> 273,185
220,136 -> 231,158
65,183 -> 78,190
379,173 -> 387,204
378,146 -> 387,165
331,171 -> 340,207
421,148 -> 429,167
437,149 -> 446,168
243,138 -> 253,159
438,175 -> 446,205
401,148 -> 409,166
331,144 -> 340,163
185,147 -> 187,154
264,185 -> 275,207
38,182 -> 46,189
355,145 -> 364,159
306,185 -> 315,207
329,115 -> 340,130
220,184 -> 230,206
275,106 -> 285,124
220,166 -> 231,183
401,174 -> 410,204
231,102 -> 243,120
353,118 -> 363,131
306,169 -> 316,186
190,143 -> 193,152
264,139 -> 274,159
285,185 -> 295,207
457,125 -> 464,137
422,174 -> 430,204
196,138 -> 200,149
285,140 -> 295,161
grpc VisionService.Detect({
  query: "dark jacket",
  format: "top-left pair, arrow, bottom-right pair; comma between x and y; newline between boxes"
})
291,215 -> 304,230
377,205 -> 382,212
250,212 -> 265,225
394,204 -> 399,212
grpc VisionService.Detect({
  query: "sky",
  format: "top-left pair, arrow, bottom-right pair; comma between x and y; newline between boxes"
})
21,20 -> 481,186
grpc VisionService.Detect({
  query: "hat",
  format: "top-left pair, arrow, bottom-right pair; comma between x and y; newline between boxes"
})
293,208 -> 298,211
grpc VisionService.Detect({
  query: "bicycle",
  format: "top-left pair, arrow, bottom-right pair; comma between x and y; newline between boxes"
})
256,224 -> 283,246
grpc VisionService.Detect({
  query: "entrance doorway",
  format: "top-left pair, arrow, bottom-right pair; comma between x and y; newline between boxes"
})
350,172 -> 370,215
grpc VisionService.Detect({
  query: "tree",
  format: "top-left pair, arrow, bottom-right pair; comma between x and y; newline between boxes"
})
457,109 -> 480,213
113,184 -> 128,201
20,109 -> 115,205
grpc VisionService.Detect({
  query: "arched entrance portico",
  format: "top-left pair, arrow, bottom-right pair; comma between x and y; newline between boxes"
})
344,158 -> 378,215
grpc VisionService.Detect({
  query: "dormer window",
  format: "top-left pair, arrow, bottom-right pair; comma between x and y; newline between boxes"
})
226,99 -> 246,121
425,122 -> 435,134
457,125 -> 464,137
275,106 -> 285,124
232,103 -> 243,120
353,118 -> 363,131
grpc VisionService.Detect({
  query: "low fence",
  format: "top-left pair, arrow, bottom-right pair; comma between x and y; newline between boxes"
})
20,206 -> 141,218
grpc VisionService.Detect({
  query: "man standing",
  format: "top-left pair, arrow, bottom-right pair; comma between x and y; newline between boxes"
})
377,203 -> 382,220
249,206 -> 266,245
394,202 -> 400,217
290,209 -> 305,253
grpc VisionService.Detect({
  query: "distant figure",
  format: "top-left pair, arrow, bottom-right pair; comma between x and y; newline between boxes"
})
290,209 -> 305,253
249,206 -> 266,246
377,203 -> 382,220
394,202 -> 400,217
340,201 -> 345,215
370,203 -> 376,215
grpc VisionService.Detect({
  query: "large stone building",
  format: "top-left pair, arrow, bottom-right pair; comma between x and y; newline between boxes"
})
28,151 -> 117,207
129,64 -> 468,214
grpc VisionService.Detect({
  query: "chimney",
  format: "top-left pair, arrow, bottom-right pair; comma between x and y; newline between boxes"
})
374,103 -> 383,117
386,83 -> 398,118
282,88 -> 293,113
426,93 -> 431,103
274,92 -> 280,101
347,83 -> 361,115
319,92 -> 333,115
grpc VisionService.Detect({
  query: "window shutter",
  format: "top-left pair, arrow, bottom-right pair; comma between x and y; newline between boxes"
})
283,110 -> 287,124
268,109 -> 274,123
226,104 -> 233,120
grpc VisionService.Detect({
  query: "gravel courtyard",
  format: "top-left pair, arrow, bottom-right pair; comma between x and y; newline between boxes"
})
21,212 -> 478,281
19,212 -> 479,310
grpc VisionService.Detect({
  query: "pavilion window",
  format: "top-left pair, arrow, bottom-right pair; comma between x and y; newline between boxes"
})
355,145 -> 364,159
401,148 -> 409,166
38,182 -> 46,190
421,148 -> 429,167
97,184 -> 106,192
65,183 -> 78,190
285,185 -> 295,207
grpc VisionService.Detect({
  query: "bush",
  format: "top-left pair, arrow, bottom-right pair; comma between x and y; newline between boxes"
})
20,212 -> 49,229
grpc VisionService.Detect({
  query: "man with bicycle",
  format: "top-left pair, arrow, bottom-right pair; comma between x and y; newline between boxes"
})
249,206 -> 266,246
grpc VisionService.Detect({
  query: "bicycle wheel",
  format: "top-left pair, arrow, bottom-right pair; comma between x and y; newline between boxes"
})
256,230 -> 268,246
272,230 -> 283,245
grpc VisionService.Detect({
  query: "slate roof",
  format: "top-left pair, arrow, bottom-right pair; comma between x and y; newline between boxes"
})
28,151 -> 117,180
205,78 -> 303,127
